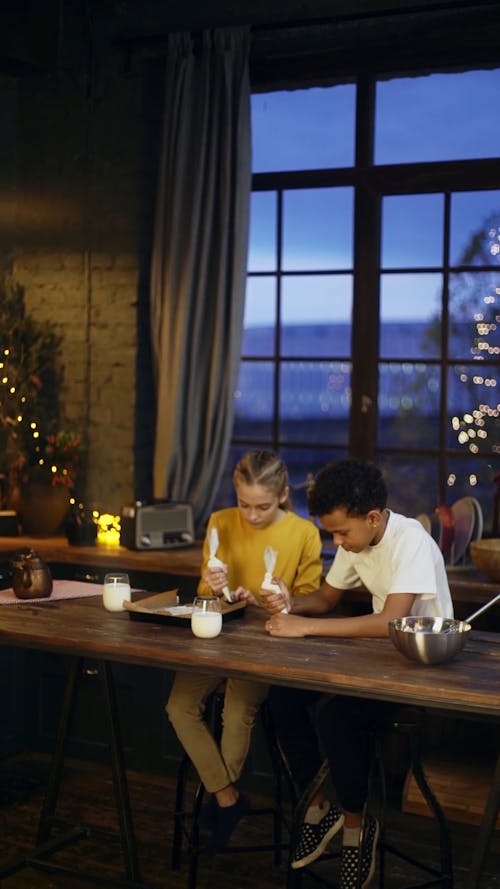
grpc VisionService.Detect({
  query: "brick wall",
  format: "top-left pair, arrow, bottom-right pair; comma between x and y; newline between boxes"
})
2,63 -> 147,514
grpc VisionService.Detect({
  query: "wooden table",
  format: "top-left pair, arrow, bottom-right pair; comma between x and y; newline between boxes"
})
0,592 -> 498,887
0,592 -> 498,713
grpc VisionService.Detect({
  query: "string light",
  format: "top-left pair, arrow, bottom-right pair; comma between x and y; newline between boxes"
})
452,249 -> 498,495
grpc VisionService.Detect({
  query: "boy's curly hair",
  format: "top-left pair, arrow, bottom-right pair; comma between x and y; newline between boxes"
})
307,458 -> 387,518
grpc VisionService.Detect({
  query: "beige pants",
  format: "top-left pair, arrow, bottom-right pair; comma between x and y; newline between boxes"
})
166,671 -> 269,793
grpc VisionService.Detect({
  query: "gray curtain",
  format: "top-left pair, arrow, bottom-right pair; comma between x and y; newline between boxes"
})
150,28 -> 251,529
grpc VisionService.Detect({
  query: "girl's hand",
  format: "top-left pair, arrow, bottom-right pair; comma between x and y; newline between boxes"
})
232,586 -> 258,605
204,565 -> 229,595
259,578 -> 291,614
265,613 -> 309,637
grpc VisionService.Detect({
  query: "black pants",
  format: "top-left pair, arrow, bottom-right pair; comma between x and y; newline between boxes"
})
269,686 -> 391,814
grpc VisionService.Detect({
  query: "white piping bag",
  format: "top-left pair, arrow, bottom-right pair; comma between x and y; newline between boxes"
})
207,527 -> 233,603
262,546 -> 288,613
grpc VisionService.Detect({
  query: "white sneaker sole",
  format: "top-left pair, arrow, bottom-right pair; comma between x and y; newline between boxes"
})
291,812 -> 345,869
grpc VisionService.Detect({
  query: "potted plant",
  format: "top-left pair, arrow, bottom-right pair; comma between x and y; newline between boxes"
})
0,276 -> 84,534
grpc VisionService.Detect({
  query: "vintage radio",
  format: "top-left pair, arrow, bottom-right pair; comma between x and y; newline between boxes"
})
120,501 -> 195,550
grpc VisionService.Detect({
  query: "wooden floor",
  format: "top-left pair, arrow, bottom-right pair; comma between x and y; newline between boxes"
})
0,752 -> 499,889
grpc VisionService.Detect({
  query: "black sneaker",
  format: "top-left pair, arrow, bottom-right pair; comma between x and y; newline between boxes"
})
204,793 -> 250,855
291,804 -> 344,869
198,794 -> 218,830
340,815 -> 379,888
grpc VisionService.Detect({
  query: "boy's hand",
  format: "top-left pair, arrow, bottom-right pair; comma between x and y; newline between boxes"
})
265,613 -> 308,637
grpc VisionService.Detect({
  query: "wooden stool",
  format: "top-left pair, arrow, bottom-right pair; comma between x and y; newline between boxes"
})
171,690 -> 295,889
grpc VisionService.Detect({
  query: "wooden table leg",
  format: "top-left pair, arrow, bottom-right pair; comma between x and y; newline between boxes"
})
466,749 -> 500,889
35,655 -> 142,884
37,656 -> 81,844
99,659 -> 141,881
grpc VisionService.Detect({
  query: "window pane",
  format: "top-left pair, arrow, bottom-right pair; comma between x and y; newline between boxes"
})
380,273 -> 442,359
243,277 -> 276,356
447,366 -> 500,456
376,453 -> 439,518
251,86 -> 356,173
450,191 -> 500,266
381,194 -> 443,268
282,275 -> 352,357
375,69 -> 500,164
377,362 -> 441,448
282,445 -> 346,529
233,361 -> 274,439
248,191 -> 277,272
448,272 -> 500,360
376,451 -> 438,518
445,455 -> 494,532
280,361 -> 351,444
283,188 -> 353,271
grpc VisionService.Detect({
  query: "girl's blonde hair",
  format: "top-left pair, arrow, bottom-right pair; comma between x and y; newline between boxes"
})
233,450 -> 291,510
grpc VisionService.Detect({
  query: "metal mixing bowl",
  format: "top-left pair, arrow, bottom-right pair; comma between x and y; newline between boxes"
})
389,616 -> 471,665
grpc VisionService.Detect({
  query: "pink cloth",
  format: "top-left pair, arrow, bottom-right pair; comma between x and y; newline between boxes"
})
0,579 -> 103,605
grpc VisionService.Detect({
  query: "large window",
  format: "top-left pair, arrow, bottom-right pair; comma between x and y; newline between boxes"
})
216,70 -> 500,527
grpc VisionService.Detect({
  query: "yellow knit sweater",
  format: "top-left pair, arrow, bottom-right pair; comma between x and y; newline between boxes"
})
198,507 -> 322,600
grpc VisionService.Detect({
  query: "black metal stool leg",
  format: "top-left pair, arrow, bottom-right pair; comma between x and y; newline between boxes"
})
261,700 -> 297,866
171,690 -> 222,880
406,724 -> 453,887
370,733 -> 387,889
188,782 -> 206,889
171,751 -> 193,870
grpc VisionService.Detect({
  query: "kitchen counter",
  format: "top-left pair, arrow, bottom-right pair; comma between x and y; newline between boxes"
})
0,534 -> 203,576
0,535 -> 498,622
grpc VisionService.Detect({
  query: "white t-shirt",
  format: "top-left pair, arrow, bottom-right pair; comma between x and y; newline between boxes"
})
325,511 -> 453,618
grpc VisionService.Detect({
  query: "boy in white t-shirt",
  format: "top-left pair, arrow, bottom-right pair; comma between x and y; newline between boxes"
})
262,458 -> 453,889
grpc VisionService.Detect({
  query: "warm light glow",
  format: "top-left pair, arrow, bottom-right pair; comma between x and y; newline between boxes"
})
97,513 -> 121,546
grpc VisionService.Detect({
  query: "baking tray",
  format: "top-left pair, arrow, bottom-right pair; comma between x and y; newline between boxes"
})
124,590 -> 246,626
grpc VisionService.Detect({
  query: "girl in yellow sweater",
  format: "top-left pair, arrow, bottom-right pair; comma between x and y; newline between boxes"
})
166,450 -> 322,853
